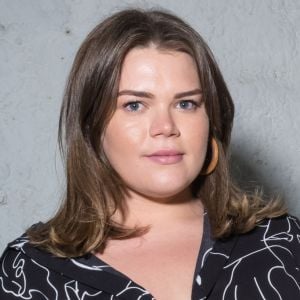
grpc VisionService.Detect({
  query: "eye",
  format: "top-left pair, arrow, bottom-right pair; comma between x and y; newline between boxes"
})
123,101 -> 144,112
177,100 -> 199,110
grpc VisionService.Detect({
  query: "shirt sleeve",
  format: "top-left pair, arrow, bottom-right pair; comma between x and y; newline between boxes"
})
0,245 -> 59,299
0,246 -> 111,299
288,215 -> 300,267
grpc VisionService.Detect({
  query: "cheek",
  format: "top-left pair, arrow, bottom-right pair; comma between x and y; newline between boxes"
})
183,116 -> 209,147
183,117 -> 210,169
189,133 -> 209,171
102,119 -> 146,163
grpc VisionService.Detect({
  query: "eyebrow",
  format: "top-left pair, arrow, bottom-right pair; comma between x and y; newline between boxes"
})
117,88 -> 202,99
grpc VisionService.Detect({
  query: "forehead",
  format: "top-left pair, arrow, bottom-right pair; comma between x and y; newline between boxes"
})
119,47 -> 200,91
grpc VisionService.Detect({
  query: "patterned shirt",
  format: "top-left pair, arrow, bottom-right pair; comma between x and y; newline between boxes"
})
1,215 -> 300,299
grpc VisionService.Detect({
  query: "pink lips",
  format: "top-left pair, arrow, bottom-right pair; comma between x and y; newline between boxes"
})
145,150 -> 184,165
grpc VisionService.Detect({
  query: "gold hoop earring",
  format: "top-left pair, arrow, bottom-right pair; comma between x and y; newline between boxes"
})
201,137 -> 219,175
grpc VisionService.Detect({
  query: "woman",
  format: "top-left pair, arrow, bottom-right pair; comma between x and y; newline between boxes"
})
1,8 -> 299,300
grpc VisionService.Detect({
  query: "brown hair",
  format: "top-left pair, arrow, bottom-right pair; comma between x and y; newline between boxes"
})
27,8 -> 286,257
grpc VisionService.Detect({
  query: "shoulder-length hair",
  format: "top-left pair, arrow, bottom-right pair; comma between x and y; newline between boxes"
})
27,8 -> 286,257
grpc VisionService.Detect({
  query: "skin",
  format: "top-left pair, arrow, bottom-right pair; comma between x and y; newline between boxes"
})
103,46 -> 209,206
98,47 -> 210,299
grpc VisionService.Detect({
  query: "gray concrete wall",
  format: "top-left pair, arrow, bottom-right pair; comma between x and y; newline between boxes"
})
0,0 -> 299,252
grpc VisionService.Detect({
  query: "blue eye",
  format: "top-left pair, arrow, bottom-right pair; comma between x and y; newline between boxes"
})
123,101 -> 143,112
177,100 -> 198,110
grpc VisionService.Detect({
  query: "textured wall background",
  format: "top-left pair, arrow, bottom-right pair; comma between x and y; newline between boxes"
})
0,0 -> 299,252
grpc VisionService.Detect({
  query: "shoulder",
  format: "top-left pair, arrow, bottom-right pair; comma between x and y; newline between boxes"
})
0,234 -> 153,299
0,235 -> 110,299
220,215 -> 300,298
212,214 -> 300,255
0,235 -> 43,277
235,214 -> 300,261
0,235 -> 58,299
222,214 -> 300,267
198,215 -> 300,299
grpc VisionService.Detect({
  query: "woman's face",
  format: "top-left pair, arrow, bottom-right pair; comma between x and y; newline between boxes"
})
102,47 -> 209,200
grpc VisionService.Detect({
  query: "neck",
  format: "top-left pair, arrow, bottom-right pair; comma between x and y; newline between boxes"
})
114,188 -> 204,229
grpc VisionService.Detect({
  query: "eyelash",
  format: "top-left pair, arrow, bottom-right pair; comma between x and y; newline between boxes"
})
122,99 -> 201,112
176,100 -> 200,110
123,101 -> 144,112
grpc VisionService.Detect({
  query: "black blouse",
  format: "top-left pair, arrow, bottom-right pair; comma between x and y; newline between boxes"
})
1,215 -> 300,299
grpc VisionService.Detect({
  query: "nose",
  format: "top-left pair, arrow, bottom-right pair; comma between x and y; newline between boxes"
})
149,108 -> 180,138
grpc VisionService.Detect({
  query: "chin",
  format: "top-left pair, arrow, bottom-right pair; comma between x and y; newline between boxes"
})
135,183 -> 192,201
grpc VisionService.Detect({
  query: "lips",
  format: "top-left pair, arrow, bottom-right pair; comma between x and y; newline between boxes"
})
145,150 -> 184,165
